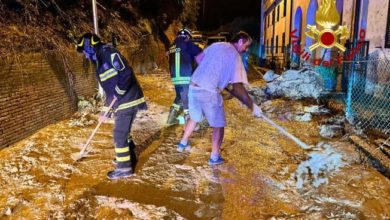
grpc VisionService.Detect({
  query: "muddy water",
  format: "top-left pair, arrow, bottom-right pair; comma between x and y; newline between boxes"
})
0,72 -> 389,219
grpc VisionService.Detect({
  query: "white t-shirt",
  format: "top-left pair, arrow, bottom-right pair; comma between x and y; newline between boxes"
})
191,42 -> 248,92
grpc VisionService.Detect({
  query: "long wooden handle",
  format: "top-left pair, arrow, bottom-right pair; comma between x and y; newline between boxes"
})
258,113 -> 311,150
78,98 -> 117,156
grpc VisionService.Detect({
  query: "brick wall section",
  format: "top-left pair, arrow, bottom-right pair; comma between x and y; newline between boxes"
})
0,44 -> 167,149
0,51 -> 97,148
67,53 -> 98,98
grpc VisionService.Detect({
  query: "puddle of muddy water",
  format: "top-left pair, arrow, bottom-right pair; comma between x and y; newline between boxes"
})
294,142 -> 346,189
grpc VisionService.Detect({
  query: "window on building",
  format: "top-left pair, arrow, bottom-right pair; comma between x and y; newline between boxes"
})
386,2 -> 390,48
282,32 -> 286,53
266,39 -> 269,53
271,37 -> 274,54
276,35 -> 279,53
283,0 -> 287,17
272,10 -> 275,25
277,5 -> 280,22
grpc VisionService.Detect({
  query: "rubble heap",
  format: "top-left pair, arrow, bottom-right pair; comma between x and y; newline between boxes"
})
264,68 -> 324,99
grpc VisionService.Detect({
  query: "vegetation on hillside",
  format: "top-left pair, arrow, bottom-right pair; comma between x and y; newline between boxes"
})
0,0 -> 200,56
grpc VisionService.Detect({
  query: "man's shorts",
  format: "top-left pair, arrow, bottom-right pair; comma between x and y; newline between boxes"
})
188,86 -> 226,127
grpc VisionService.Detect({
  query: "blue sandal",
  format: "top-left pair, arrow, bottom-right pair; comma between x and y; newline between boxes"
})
208,155 -> 225,165
177,142 -> 190,152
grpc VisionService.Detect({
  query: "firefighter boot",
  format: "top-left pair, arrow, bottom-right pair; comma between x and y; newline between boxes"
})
107,168 -> 133,179
183,110 -> 190,122
129,139 -> 137,168
167,106 -> 180,124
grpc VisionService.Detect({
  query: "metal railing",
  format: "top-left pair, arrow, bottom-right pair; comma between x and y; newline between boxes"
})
262,45 -> 291,70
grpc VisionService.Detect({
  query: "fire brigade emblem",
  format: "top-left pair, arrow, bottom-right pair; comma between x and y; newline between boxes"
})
305,0 -> 349,51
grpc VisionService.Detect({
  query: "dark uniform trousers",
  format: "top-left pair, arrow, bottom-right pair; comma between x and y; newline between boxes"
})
113,110 -> 137,169
173,84 -> 189,111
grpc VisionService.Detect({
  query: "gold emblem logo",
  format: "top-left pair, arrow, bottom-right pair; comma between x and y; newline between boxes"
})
305,0 -> 349,51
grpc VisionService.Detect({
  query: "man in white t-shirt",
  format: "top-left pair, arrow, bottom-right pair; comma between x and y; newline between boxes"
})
177,31 -> 262,165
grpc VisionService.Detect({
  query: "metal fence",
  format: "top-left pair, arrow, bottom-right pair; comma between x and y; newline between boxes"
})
344,58 -> 390,141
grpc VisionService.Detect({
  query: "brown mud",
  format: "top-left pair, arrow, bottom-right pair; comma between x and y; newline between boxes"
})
0,70 -> 389,219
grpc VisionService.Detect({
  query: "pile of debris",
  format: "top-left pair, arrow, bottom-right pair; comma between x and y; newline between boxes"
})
264,68 -> 324,99
248,87 -> 267,104
319,116 -> 346,139
249,67 -> 347,140
68,96 -> 101,127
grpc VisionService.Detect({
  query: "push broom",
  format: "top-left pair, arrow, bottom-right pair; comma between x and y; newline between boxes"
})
71,98 -> 117,161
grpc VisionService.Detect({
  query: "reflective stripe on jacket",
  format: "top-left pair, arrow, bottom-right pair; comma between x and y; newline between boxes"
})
96,45 -> 147,113
168,38 -> 202,85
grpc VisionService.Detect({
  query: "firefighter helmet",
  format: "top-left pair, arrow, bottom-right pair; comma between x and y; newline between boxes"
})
76,33 -> 102,52
176,28 -> 192,39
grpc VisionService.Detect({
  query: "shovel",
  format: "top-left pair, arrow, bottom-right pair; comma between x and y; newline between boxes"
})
257,112 -> 311,150
71,99 -> 117,161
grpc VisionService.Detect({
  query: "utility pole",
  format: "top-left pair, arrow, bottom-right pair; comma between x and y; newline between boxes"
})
92,0 -> 99,35
92,0 -> 105,98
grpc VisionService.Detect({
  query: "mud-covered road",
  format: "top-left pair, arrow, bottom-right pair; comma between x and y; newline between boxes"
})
0,69 -> 389,219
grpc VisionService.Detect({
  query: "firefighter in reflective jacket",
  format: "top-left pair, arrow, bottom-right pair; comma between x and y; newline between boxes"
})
76,33 -> 147,180
167,28 -> 203,124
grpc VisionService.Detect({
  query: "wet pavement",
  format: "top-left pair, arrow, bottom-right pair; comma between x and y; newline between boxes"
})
0,70 -> 389,219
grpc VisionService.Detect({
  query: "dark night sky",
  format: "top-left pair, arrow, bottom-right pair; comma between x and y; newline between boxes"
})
197,0 -> 260,35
